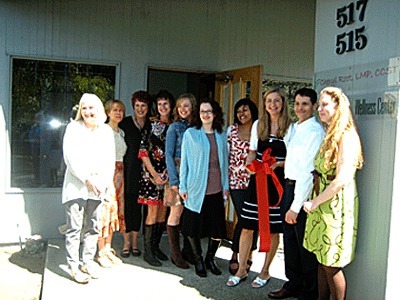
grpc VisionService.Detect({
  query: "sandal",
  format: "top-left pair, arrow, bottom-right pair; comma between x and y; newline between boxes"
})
106,248 -> 123,264
246,260 -> 253,273
121,248 -> 130,258
228,258 -> 239,275
251,276 -> 270,288
131,248 -> 141,257
226,274 -> 248,287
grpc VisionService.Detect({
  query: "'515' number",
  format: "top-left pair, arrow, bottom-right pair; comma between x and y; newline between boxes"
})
336,26 -> 367,55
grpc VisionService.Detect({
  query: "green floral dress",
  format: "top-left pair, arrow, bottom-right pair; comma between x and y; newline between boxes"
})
303,153 -> 359,268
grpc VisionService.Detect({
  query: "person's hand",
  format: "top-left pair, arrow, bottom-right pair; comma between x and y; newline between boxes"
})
170,185 -> 179,192
285,209 -> 298,224
223,190 -> 229,205
179,192 -> 188,201
153,172 -> 168,185
303,200 -> 318,213
86,179 -> 101,196
270,161 -> 283,170
245,165 -> 256,174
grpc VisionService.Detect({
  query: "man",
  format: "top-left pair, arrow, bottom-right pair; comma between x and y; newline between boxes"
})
268,88 -> 325,299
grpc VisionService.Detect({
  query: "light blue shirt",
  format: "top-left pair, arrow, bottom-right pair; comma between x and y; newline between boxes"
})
179,127 -> 229,213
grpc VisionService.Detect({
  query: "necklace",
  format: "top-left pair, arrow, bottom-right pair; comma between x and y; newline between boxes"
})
132,115 -> 144,130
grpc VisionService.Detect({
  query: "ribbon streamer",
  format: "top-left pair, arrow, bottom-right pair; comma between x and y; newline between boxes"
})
247,148 -> 283,252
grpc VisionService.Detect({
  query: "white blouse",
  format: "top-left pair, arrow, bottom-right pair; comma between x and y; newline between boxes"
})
112,127 -> 127,162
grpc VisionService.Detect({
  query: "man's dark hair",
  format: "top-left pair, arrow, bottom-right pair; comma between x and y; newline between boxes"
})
294,88 -> 318,104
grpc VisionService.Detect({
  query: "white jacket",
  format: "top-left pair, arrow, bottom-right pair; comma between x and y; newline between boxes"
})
62,120 -> 115,204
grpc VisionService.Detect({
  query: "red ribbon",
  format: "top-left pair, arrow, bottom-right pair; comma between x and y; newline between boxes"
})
247,148 -> 284,252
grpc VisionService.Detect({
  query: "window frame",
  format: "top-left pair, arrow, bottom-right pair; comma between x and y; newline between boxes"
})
6,55 -> 121,193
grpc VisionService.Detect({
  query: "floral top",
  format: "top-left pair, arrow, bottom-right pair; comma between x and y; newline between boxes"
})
227,123 -> 251,190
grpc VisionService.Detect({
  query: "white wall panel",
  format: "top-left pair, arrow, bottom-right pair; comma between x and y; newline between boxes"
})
0,0 -> 315,243
315,1 -> 400,298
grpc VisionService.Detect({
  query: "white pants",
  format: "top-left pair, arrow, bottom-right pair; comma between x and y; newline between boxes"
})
64,198 -> 102,271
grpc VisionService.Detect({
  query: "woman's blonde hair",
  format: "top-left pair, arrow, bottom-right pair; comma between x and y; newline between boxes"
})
104,99 -> 126,116
75,93 -> 107,125
173,93 -> 197,124
319,87 -> 364,170
257,87 -> 291,140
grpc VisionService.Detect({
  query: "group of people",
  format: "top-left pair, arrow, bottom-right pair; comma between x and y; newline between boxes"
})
60,85 -> 364,300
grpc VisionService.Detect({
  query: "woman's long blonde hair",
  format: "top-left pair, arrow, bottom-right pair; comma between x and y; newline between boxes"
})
319,87 -> 364,170
75,93 -> 107,125
257,87 -> 291,140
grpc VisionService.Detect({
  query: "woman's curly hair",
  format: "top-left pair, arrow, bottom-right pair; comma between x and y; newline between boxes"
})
195,98 -> 224,133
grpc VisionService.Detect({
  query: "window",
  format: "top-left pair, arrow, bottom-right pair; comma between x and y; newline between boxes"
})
11,58 -> 116,188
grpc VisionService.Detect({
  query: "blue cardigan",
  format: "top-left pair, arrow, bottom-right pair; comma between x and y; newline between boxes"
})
179,127 -> 229,213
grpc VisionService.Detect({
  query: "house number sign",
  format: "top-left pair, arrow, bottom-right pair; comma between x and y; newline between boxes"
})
335,0 -> 369,55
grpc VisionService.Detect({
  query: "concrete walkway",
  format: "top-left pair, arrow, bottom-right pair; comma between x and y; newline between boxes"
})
42,233 -> 293,300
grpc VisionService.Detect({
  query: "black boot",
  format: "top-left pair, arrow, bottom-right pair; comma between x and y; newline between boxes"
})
182,236 -> 195,265
143,224 -> 162,267
187,237 -> 207,277
205,238 -> 222,275
152,222 -> 168,261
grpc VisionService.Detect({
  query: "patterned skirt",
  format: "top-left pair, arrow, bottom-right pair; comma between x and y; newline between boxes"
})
98,162 -> 123,237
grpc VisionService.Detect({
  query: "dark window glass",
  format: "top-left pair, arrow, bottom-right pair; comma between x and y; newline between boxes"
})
11,58 -> 116,188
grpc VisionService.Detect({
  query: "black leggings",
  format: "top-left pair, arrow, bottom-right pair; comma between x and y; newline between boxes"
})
124,192 -> 143,232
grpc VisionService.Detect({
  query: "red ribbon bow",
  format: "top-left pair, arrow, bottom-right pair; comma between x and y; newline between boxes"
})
247,148 -> 284,252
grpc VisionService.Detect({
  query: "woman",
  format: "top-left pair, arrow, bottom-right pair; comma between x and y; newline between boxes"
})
303,87 -> 364,300
179,99 -> 229,278
138,90 -> 174,267
62,93 -> 115,283
227,88 -> 291,287
226,98 -> 259,276
119,91 -> 152,258
165,93 -> 197,269
96,100 -> 127,268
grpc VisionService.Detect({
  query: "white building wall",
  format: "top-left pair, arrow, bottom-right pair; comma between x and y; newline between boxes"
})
0,0 -> 315,243
315,1 -> 399,298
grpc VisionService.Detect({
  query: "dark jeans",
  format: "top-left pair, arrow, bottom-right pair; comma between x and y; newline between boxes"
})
280,181 -> 318,300
230,189 -> 258,253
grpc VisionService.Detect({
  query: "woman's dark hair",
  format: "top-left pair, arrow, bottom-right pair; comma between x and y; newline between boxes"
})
131,90 -> 153,106
233,98 -> 258,124
195,98 -> 224,133
155,89 -> 175,122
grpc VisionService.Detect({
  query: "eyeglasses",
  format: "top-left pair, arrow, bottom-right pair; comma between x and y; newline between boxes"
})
200,110 -> 213,115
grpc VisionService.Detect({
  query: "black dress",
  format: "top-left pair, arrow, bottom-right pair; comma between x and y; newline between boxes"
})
240,135 -> 286,233
119,116 -> 150,232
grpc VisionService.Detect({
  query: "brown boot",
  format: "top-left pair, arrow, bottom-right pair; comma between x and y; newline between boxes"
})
167,225 -> 189,269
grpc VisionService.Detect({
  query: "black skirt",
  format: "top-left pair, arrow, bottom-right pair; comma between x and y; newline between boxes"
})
181,191 -> 227,239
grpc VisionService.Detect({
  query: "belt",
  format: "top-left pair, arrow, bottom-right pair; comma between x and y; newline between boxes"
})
285,179 -> 296,186
312,170 -> 335,196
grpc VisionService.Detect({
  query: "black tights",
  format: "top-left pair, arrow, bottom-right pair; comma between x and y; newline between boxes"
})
318,264 -> 346,300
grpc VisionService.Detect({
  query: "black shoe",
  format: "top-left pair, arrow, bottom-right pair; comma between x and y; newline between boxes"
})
205,238 -> 222,275
121,248 -> 130,258
205,255 -> 222,275
268,288 -> 298,299
131,248 -> 141,257
194,259 -> 207,277
143,224 -> 162,267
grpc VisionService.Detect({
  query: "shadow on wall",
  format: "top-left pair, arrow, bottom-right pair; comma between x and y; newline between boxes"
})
22,191 -> 65,240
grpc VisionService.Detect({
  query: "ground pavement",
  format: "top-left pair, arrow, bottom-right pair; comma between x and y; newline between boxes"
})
41,233 -> 295,300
